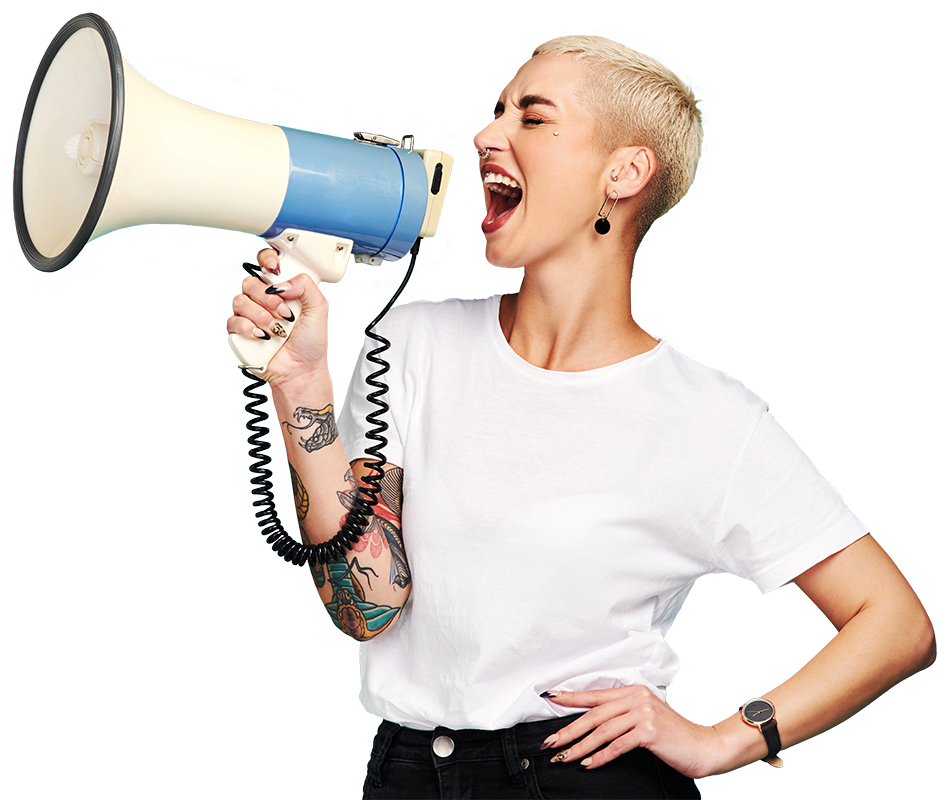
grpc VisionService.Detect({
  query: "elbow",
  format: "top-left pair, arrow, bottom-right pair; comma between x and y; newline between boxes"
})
918,620 -> 936,673
329,588 -> 410,642
332,610 -> 401,642
345,608 -> 405,642
904,604 -> 936,675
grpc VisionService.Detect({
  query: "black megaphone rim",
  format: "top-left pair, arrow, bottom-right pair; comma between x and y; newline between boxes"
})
13,13 -> 125,272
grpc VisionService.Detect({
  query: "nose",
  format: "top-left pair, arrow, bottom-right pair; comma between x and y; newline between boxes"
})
473,117 -> 506,158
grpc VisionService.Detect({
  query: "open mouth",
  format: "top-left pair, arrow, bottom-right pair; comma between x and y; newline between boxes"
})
482,170 -> 522,232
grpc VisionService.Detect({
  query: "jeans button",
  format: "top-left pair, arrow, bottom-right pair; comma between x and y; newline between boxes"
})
432,735 -> 455,757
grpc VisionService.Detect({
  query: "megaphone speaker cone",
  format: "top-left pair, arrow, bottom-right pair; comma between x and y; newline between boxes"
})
13,13 -> 124,272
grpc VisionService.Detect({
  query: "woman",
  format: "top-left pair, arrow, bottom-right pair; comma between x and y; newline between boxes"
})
227,36 -> 934,799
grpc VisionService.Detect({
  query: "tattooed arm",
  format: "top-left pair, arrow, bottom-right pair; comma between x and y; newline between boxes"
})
292,455 -> 411,640
274,382 -> 411,641
228,248 -> 411,640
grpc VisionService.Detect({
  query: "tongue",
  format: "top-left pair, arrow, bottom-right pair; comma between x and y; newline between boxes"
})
484,191 -> 519,228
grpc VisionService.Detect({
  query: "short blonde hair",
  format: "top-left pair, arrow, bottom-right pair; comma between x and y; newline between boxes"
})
533,36 -> 702,239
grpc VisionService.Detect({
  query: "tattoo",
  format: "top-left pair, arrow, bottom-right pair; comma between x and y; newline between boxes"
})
288,462 -> 309,521
310,560 -> 326,588
336,467 -> 410,590
380,466 -> 404,517
282,405 -> 338,452
324,556 -> 400,640
380,516 -> 410,590
289,464 -> 312,552
291,457 -> 409,632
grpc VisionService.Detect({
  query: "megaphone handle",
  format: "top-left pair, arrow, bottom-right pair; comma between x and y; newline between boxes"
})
227,260 -> 305,372
228,229 -> 353,374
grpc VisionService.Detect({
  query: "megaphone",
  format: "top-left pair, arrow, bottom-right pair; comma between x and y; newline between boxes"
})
13,13 -> 453,370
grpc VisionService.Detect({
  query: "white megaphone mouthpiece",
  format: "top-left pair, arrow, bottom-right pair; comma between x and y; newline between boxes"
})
13,13 -> 453,371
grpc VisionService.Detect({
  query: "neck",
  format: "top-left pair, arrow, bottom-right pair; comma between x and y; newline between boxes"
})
499,249 -> 657,372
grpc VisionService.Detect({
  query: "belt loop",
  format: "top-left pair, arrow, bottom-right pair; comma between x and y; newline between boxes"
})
367,721 -> 400,789
501,725 -> 527,788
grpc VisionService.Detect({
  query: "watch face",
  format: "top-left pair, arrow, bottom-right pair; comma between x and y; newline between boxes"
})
742,698 -> 775,725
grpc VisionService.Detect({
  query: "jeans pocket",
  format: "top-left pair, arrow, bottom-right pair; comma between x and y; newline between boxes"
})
529,747 -> 690,799
362,721 -> 400,796
654,753 -> 701,800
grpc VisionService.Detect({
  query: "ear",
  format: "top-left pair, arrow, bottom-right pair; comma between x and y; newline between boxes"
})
605,146 -> 656,199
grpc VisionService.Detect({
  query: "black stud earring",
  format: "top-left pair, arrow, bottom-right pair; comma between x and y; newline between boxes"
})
595,191 -> 619,235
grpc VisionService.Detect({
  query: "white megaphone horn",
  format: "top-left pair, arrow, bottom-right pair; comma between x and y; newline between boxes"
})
13,13 -> 453,371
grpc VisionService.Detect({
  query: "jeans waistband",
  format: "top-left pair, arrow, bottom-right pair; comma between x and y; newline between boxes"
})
367,716 -> 581,794
383,715 -> 580,763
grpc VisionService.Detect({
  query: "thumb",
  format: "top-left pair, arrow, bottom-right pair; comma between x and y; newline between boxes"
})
267,272 -> 328,317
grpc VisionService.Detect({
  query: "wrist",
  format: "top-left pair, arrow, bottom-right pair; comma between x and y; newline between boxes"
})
270,372 -> 335,414
708,710 -> 776,775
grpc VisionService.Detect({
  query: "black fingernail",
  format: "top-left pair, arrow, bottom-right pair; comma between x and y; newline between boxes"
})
257,330 -> 271,340
265,286 -> 285,295
242,262 -> 263,279
281,308 -> 295,322
540,691 -> 559,698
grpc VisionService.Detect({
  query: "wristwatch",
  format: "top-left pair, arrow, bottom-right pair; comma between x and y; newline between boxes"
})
740,698 -> 783,768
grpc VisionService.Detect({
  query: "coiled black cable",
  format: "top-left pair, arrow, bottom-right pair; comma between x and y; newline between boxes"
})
240,238 -> 421,567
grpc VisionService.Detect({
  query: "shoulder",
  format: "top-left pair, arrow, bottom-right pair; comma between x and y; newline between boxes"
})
379,295 -> 497,342
654,342 -> 768,428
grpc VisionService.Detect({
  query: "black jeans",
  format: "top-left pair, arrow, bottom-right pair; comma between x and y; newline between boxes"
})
362,716 -> 701,799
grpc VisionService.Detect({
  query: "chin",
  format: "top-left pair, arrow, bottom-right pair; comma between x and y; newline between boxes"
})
484,241 -> 525,270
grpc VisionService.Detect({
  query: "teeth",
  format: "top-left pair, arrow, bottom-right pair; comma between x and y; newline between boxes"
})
484,172 -> 520,188
483,172 -> 521,198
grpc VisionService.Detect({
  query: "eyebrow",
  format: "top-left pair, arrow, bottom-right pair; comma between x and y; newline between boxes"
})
493,95 -> 558,115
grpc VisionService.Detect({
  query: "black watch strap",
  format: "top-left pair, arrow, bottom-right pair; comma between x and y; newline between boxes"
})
761,717 -> 781,761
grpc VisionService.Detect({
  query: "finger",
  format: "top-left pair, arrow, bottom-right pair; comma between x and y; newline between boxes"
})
539,687 -> 659,749
540,703 -> 627,756
540,690 -> 597,708
257,248 -> 280,275
239,278 -> 297,322
552,694 -> 671,766
578,731 -> 642,769
540,686 -> 636,710
226,314 -> 271,340
564,715 -> 635,761
541,702 -> 628,752
268,273 -> 329,318
231,293 -> 291,334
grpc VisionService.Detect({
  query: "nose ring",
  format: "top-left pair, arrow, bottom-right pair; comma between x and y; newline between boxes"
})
477,148 -> 491,159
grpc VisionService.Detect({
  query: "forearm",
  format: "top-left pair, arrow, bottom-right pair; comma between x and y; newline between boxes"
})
272,372 -> 353,542
271,375 -> 411,640
708,576 -> 935,774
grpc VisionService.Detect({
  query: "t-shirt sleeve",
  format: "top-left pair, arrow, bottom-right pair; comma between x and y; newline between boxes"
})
336,334 -> 406,470
712,409 -> 868,592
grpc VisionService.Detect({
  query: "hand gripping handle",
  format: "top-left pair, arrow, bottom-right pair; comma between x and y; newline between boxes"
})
228,229 -> 353,374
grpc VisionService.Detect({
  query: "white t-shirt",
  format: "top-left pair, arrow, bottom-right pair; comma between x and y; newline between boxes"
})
337,295 -> 867,731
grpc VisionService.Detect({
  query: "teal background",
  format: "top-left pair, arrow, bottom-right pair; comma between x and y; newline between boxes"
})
3,2 -> 933,798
